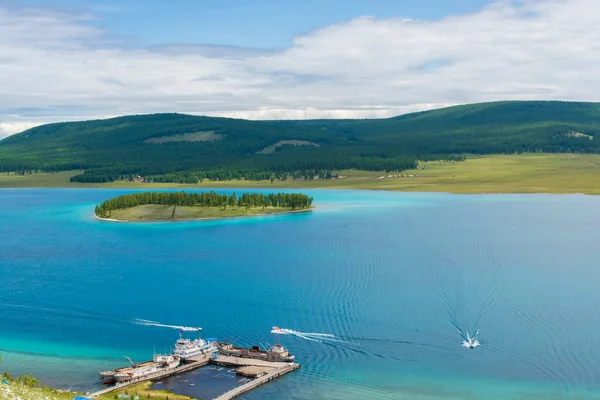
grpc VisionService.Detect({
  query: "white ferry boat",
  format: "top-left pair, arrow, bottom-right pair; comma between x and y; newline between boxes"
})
173,333 -> 218,360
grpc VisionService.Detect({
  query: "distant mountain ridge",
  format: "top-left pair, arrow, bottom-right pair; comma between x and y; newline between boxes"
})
1,101 -> 599,182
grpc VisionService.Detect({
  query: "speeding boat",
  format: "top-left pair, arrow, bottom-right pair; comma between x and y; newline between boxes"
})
271,326 -> 285,334
462,330 -> 480,349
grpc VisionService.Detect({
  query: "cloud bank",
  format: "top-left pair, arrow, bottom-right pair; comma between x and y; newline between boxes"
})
0,0 -> 599,138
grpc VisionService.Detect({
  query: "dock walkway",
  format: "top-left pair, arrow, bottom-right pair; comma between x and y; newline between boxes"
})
87,354 -> 299,400
214,363 -> 300,400
87,355 -> 211,398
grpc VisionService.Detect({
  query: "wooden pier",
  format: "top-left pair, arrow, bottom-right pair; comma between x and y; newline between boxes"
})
87,354 -> 300,400
214,363 -> 300,400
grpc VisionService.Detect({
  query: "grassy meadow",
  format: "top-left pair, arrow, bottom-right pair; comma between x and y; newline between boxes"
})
0,170 -> 84,188
2,154 -> 600,194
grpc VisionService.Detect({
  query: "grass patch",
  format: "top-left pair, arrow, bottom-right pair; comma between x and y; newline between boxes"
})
144,131 -> 223,144
103,205 -> 306,221
375,154 -> 600,194
0,380 -> 79,400
0,377 -> 190,400
96,381 -> 193,400
0,171 -> 83,188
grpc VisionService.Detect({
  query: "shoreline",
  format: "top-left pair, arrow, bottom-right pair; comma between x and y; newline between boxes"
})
94,207 -> 314,222
0,184 -> 596,197
0,185 -> 597,196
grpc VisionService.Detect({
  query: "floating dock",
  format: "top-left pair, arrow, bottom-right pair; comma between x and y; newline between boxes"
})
87,354 -> 299,399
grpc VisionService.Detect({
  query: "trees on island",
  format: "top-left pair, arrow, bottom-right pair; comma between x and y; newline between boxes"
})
95,191 -> 313,217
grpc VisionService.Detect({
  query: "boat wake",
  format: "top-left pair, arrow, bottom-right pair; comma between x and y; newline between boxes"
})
132,319 -> 202,331
271,327 -> 343,343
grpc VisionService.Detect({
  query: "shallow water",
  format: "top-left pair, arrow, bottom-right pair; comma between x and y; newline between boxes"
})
153,366 -> 240,399
1,189 -> 600,399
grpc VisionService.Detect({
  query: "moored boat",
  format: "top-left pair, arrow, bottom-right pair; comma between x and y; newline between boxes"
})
267,344 -> 295,362
99,370 -> 117,384
173,332 -> 218,360
217,342 -> 295,362
100,354 -> 181,384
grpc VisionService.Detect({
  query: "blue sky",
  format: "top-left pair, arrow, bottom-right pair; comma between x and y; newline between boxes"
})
0,0 -> 598,137
19,0 -> 492,48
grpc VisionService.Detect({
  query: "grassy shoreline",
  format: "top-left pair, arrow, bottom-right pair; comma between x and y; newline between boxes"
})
2,154 -> 600,194
96,381 -> 193,400
0,378 -> 193,400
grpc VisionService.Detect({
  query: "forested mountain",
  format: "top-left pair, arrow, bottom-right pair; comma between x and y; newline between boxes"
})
1,101 -> 600,183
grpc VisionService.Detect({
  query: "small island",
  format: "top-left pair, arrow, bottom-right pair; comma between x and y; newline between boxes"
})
95,191 -> 314,221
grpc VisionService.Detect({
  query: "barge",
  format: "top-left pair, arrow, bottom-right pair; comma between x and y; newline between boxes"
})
217,342 -> 295,362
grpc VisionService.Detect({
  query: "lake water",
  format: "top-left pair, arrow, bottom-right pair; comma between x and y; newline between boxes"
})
1,188 -> 600,399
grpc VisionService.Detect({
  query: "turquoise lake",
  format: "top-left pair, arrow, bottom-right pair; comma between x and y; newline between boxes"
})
1,188 -> 600,399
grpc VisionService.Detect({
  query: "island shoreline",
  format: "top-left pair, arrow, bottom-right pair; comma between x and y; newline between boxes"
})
94,206 -> 314,222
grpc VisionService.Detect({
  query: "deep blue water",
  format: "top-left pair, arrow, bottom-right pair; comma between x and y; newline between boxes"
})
1,189 -> 600,399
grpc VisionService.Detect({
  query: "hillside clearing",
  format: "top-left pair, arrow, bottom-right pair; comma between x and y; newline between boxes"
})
144,131 -> 223,144
257,140 -> 320,154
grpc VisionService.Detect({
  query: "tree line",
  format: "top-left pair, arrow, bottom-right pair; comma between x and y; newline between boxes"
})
95,191 -> 313,217
68,154 -> 424,184
143,169 -> 337,184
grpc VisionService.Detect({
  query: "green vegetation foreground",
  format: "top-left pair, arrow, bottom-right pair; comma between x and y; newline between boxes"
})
95,191 -> 314,220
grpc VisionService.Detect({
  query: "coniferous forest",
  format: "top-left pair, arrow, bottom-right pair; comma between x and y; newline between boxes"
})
2,101 -> 600,183
95,191 -> 313,218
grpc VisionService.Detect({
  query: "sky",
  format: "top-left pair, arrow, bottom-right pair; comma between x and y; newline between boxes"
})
1,0 -> 599,138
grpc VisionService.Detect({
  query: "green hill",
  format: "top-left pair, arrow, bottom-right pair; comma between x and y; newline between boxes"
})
1,101 -> 600,183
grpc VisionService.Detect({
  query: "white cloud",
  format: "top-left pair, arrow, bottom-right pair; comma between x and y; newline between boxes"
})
0,0 -> 599,138
0,122 -> 42,139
